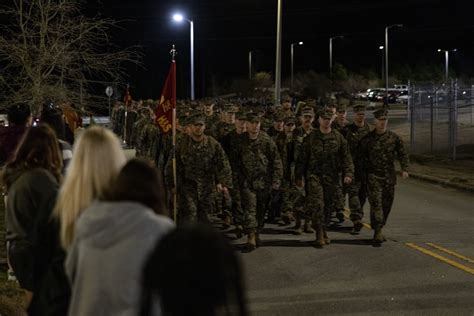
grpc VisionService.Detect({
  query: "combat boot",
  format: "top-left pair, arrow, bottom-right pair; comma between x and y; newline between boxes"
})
246,231 -> 257,251
373,228 -> 383,247
314,224 -> 325,248
323,228 -> 331,245
222,215 -> 232,230
336,211 -> 345,223
235,225 -> 243,239
293,218 -> 303,235
352,220 -> 363,235
304,220 -> 315,233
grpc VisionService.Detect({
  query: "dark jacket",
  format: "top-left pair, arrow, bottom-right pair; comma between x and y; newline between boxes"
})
0,126 -> 28,165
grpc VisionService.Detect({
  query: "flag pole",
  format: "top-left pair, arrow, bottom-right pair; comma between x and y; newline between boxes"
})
170,45 -> 178,222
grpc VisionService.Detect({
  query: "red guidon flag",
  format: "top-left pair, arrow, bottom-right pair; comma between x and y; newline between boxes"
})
155,62 -> 176,134
124,84 -> 132,106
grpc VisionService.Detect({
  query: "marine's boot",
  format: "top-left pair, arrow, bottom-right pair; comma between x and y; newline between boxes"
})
373,228 -> 383,247
336,211 -> 345,223
246,231 -> 257,251
235,225 -> 243,239
314,224 -> 325,248
222,215 -> 232,230
304,220 -> 315,233
323,227 -> 331,245
293,218 -> 303,235
352,220 -> 363,235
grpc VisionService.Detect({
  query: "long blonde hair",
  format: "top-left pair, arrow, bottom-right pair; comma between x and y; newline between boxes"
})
54,126 -> 126,249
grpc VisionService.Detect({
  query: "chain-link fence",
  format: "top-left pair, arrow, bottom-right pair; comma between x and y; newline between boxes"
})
407,81 -> 474,159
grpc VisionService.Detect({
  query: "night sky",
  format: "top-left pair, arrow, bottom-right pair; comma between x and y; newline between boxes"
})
90,0 -> 474,99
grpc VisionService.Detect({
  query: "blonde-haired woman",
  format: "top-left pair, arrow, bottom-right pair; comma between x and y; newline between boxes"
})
54,126 -> 126,249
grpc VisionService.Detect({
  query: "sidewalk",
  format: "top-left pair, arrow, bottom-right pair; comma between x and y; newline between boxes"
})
403,154 -> 474,192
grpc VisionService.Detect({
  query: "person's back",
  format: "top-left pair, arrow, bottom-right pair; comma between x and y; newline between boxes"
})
0,103 -> 32,165
66,159 -> 175,316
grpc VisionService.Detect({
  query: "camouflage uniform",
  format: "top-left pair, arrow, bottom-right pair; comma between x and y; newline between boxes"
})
343,120 -> 371,223
204,113 -> 220,140
238,125 -> 283,233
361,127 -> 409,230
168,132 -> 232,223
295,115 -> 354,229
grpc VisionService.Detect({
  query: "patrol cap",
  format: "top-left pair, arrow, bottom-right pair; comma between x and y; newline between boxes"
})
336,104 -> 347,112
352,104 -> 366,113
318,109 -> 334,119
188,113 -> 206,125
284,116 -> 297,125
326,102 -> 337,109
373,108 -> 388,119
273,111 -> 286,122
281,94 -> 291,102
178,114 -> 189,126
301,106 -> 315,117
246,112 -> 261,123
235,111 -> 247,120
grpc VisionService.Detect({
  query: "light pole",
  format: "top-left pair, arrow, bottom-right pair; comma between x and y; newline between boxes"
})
329,35 -> 344,76
173,13 -> 195,100
291,41 -> 303,89
379,45 -> 384,82
438,49 -> 457,82
385,24 -> 403,104
274,0 -> 283,107
249,51 -> 252,79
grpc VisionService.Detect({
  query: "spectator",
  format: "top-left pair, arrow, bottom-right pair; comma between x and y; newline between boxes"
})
54,126 -> 126,250
2,125 -> 69,315
66,159 -> 174,316
141,224 -> 248,316
0,102 -> 32,166
40,101 -> 73,172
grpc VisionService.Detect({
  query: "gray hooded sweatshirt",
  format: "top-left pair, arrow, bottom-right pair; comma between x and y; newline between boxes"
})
65,200 -> 174,316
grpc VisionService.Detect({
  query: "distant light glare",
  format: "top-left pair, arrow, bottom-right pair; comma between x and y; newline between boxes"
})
379,46 -> 384,50
299,41 -> 304,45
438,49 -> 442,52
173,14 -> 184,22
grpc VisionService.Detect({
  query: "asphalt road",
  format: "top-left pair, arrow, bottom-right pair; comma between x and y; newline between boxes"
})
231,178 -> 474,315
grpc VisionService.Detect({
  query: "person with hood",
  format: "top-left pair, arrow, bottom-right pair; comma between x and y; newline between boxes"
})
65,159 -> 175,316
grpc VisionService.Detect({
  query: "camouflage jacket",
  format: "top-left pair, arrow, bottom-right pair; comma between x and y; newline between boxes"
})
267,127 -> 288,175
292,126 -> 313,163
204,113 -> 220,139
217,122 -> 235,142
360,130 -> 409,181
171,135 -> 233,189
295,129 -> 354,180
237,131 -> 283,190
342,122 -> 371,179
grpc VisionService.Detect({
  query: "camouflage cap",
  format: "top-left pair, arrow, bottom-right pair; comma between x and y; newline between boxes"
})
246,112 -> 261,123
352,104 -> 366,113
373,108 -> 388,119
178,114 -> 190,126
318,109 -> 334,119
235,110 -> 247,120
284,115 -> 297,124
336,104 -> 347,112
301,106 -> 315,117
188,113 -> 206,125
273,111 -> 286,122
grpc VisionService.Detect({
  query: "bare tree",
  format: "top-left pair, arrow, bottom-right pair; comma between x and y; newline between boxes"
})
0,0 -> 141,114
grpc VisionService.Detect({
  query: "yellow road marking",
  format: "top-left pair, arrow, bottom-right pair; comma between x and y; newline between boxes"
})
405,243 -> 474,276
425,243 -> 474,264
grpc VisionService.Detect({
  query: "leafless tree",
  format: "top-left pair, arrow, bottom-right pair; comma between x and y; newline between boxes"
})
0,0 -> 141,114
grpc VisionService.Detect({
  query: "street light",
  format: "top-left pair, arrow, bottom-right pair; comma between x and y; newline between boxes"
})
329,35 -> 344,76
385,24 -> 403,104
379,45 -> 384,82
173,13 -> 195,100
291,41 -> 303,89
274,0 -> 283,107
438,49 -> 457,82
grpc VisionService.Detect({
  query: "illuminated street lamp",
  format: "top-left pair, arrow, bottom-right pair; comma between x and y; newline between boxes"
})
437,49 -> 457,82
379,45 -> 384,82
291,41 -> 303,89
173,13 -> 195,100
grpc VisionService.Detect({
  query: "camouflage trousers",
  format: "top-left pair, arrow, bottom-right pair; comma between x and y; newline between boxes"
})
306,174 -> 340,226
241,187 -> 271,232
178,182 -> 214,224
287,186 -> 307,220
345,178 -> 368,222
229,187 -> 244,226
367,174 -> 395,229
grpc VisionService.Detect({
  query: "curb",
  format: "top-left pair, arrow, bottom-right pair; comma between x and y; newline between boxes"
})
406,171 -> 474,193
